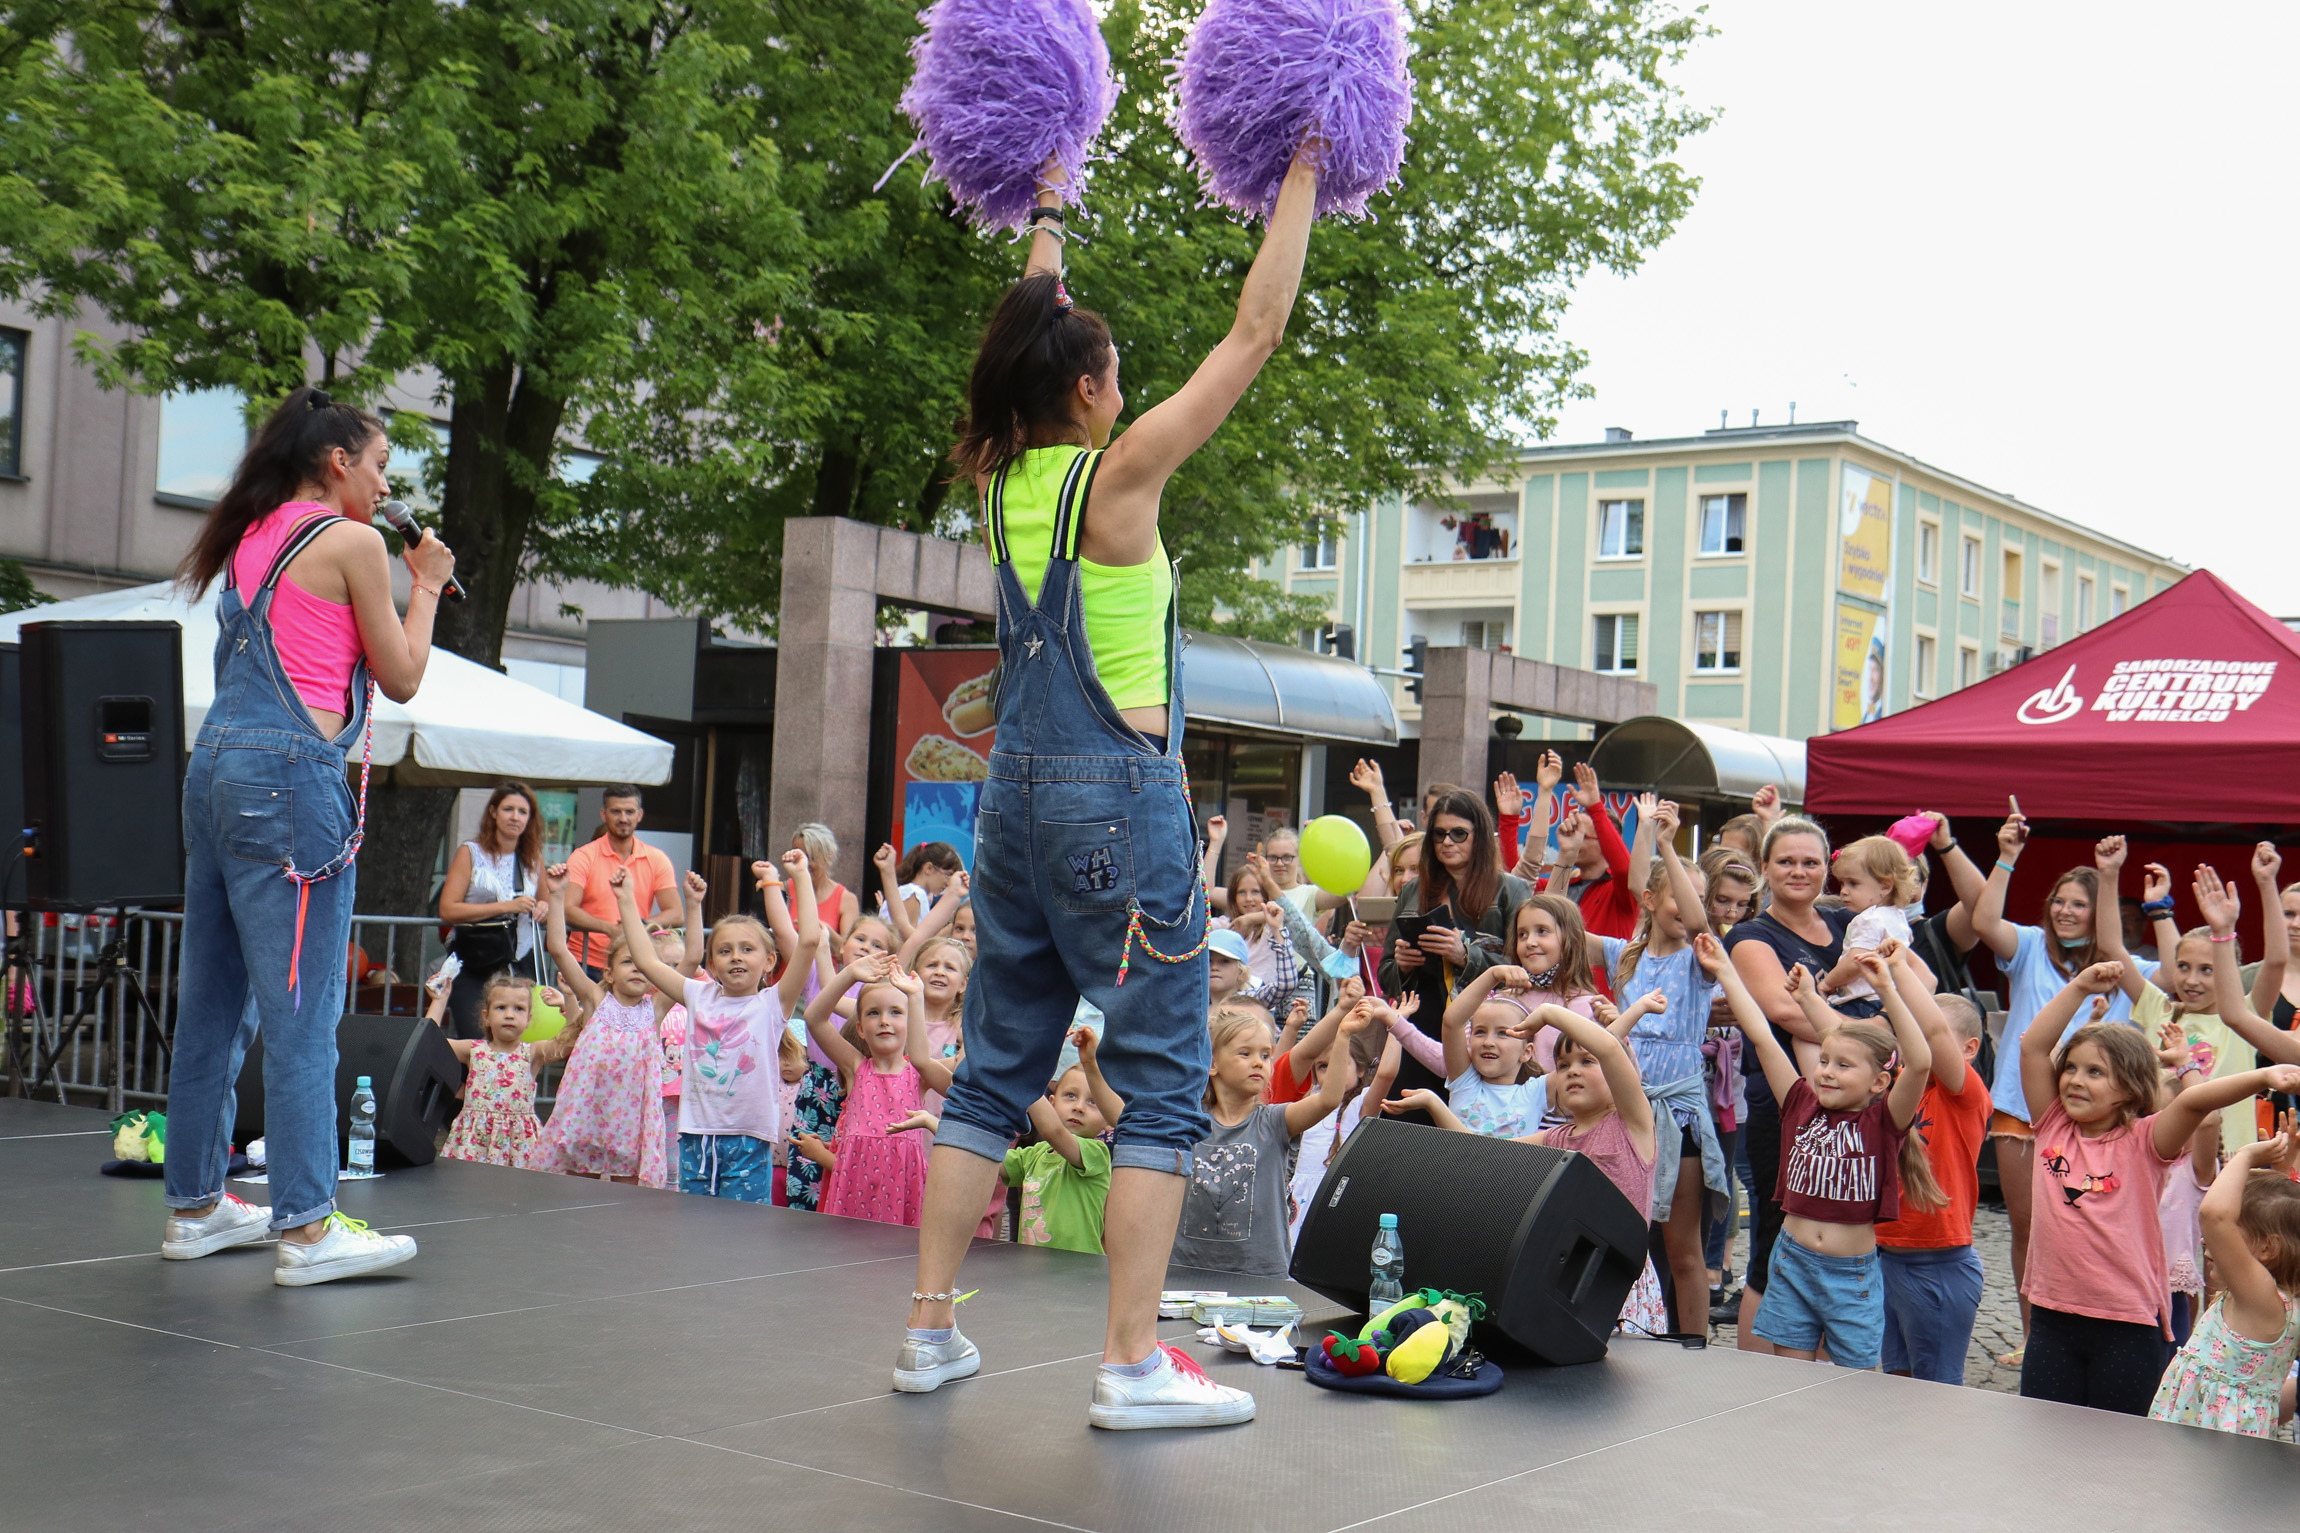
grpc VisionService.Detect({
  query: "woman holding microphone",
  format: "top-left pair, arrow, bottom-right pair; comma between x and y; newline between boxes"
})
159,387 -> 455,1286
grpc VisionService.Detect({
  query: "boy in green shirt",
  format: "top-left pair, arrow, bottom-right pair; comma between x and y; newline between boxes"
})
1004,1026 -> 1125,1253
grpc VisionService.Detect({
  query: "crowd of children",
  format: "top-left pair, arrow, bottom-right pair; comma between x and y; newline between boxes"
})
422,773 -> 2300,1444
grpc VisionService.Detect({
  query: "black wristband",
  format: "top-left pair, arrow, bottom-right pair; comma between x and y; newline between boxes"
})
1027,206 -> 1066,226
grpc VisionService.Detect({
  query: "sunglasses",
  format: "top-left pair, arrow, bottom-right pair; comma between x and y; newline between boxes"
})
1431,826 -> 1474,844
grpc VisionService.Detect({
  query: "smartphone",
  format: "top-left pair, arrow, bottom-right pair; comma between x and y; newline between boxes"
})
2008,794 -> 2023,819
1351,895 -> 1399,926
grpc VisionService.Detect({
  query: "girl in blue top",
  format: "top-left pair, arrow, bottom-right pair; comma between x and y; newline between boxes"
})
1968,798 -> 2154,1367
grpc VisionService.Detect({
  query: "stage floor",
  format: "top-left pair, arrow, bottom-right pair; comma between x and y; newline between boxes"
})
2,1096 -> 2290,1531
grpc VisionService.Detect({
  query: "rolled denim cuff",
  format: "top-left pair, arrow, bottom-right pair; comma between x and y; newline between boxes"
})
1110,1142 -> 1193,1176
165,1189 -> 229,1211
931,1114 -> 1014,1166
271,1196 -> 337,1234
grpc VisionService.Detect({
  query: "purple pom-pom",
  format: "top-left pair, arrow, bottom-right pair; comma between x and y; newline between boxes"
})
1173,0 -> 1414,220
897,0 -> 1116,230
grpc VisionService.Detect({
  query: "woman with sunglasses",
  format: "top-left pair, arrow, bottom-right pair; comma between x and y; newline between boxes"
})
1378,791 -> 1532,1088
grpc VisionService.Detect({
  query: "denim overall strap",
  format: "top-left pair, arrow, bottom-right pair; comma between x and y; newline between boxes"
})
224,509 -> 379,1008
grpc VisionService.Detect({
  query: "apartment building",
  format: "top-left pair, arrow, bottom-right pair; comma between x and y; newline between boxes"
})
1265,420 -> 2189,740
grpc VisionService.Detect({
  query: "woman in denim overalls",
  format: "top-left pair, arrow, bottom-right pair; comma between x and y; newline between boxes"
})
895,153 -> 1322,1430
158,388 -> 456,1287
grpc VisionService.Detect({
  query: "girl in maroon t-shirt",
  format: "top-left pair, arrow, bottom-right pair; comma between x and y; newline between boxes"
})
1704,935 -> 1944,1368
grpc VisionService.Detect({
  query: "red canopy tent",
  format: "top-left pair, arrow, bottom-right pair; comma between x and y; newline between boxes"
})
1808,570 -> 2300,822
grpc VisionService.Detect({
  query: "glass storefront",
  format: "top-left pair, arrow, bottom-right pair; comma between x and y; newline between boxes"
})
1186,733 -> 1302,884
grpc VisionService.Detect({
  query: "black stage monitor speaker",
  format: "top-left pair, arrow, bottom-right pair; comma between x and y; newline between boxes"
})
235,1015 -> 466,1168
1290,1117 -> 1647,1366
20,620 -> 185,909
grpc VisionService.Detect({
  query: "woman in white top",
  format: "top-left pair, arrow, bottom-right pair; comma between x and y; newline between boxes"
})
437,781 -> 547,1037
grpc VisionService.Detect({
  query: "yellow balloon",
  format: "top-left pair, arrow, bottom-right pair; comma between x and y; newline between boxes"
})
523,985 -> 567,1042
1298,814 -> 1373,897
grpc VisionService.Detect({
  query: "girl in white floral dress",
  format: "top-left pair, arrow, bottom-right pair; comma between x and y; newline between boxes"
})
2151,1126 -> 2300,1438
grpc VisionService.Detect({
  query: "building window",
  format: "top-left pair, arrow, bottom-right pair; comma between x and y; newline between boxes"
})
1592,613 -> 1639,674
156,387 -> 247,503
0,328 -> 23,478
2000,547 -> 2024,636
1698,493 -> 1745,556
1597,499 -> 1644,559
1460,619 -> 1506,650
1917,520 -> 1938,585
2111,584 -> 2128,616
558,448 -> 605,483
2077,574 -> 2095,630
1957,644 -> 1979,690
1693,610 -> 1742,673
1959,535 -> 1981,598
2040,561 -> 2061,647
1915,634 -> 1937,696
1299,528 -> 1340,570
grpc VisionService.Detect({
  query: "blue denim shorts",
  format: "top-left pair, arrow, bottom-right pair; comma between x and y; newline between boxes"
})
1879,1243 -> 1984,1382
1753,1231 -> 1885,1367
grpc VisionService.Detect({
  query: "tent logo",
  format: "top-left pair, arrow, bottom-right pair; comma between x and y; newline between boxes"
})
2017,666 -> 2083,726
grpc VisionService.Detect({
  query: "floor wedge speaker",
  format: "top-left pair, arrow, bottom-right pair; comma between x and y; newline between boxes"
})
235,1014 -> 466,1168
1290,1116 -> 1647,1365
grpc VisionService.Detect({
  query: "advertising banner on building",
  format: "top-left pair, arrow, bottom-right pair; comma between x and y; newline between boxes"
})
1832,465 -> 1895,729
890,650 -> 998,869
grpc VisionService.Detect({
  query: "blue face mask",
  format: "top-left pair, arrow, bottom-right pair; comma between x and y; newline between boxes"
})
2058,936 -> 2091,950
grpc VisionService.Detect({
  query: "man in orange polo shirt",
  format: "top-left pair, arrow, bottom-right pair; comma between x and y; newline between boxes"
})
563,785 -> 683,972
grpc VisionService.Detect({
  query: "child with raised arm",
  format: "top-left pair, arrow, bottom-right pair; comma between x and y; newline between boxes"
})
1712,935 -> 1940,1368
795,956 -> 950,1228
526,864 -> 698,1188
432,971 -> 576,1169
619,852 -> 819,1203
1003,1025 -> 1125,1253
2015,957 -> 2300,1413
2150,1120 -> 2300,1437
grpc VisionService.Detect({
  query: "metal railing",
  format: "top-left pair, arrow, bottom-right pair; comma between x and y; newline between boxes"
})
0,910 -> 562,1116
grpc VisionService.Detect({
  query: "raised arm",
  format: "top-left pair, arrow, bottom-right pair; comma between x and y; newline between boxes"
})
541,863 -> 602,1015
2022,963 -> 2123,1123
612,870 -> 688,1000
2249,843 -> 2288,1016
1653,801 -> 1708,940
320,515 -> 449,705
1493,772 -> 1525,871
1283,999 -> 1373,1138
1575,764 -> 1631,882
1544,808 -> 1584,896
1349,762 -> 1403,852
2090,837 -> 2151,1002
1865,950 -> 1934,1129
1070,1024 -> 1125,1129
1923,812 -> 1986,953
1089,152 -> 1319,559
1533,1002 -> 1654,1159
1288,977 -> 1364,1083
1892,943 -> 1968,1091
773,852 -> 822,1010
679,874 -> 707,978
895,871 -> 967,970
1701,933 -> 1800,1105
1623,792 -> 1660,904
2157,1064 -> 2300,1160
1024,1092 -> 1086,1170
2198,866 -> 2300,1067
873,844 -> 916,943
1968,802 -> 2027,962
1440,965 -> 1522,1072
1200,815 -> 1229,895
894,969 -> 956,1098
2199,1129 -> 2300,1342
803,953 -> 880,1077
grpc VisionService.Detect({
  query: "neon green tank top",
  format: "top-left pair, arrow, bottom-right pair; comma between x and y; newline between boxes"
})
986,445 -> 1172,712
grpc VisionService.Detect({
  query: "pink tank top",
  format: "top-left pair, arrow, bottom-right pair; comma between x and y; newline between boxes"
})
231,502 -> 363,718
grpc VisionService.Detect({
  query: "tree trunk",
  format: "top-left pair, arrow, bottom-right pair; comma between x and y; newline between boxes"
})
435,362 -> 569,668
352,778 -> 457,917
811,433 -> 861,520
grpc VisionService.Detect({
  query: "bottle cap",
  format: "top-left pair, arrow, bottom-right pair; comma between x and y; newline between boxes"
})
1378,1213 -> 1398,1229
356,1075 -> 372,1089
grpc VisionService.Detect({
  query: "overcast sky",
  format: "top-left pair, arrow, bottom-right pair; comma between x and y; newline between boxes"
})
1545,0 -> 2300,613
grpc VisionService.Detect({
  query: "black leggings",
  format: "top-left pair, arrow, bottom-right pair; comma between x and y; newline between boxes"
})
1743,1105 -> 1785,1295
2020,1305 -> 2172,1416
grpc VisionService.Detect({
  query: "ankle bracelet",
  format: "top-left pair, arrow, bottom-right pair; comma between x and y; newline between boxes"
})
911,1289 -> 975,1305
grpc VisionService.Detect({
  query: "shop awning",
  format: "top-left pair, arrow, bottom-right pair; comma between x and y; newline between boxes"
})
1588,716 -> 1807,805
1180,632 -> 1399,745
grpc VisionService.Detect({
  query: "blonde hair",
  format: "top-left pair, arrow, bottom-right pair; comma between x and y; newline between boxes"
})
1384,833 -> 1424,889
794,821 -> 839,872
915,935 -> 973,976
1935,993 -> 1984,1044
1616,856 -> 1703,993
1823,1019 -> 1946,1211
478,970 -> 532,1014
1698,845 -> 1758,900
1206,1005 -> 1277,1109
1833,835 -> 1921,907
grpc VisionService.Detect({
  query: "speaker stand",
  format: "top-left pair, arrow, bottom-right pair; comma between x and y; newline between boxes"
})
1,915 -> 51,1102
29,907 -> 172,1102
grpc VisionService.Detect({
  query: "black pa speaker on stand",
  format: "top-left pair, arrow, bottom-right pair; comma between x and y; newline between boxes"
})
235,1015 -> 466,1168
1289,1117 -> 1647,1365
19,620 -> 184,909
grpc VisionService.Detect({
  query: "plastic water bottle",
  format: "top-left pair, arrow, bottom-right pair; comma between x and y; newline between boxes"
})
1369,1213 -> 1405,1305
347,1077 -> 377,1175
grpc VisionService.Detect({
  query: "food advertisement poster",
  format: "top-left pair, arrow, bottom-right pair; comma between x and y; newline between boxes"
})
892,650 -> 999,869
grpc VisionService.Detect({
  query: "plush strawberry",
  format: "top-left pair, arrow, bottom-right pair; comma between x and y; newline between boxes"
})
1321,1331 -> 1385,1377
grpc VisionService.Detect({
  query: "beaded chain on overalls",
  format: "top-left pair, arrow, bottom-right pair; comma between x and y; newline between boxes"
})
282,676 -> 375,1010
1112,759 -> 1213,987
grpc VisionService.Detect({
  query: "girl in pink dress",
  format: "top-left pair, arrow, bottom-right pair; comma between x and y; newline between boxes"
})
526,864 -> 702,1187
794,957 -> 955,1228
431,972 -> 574,1168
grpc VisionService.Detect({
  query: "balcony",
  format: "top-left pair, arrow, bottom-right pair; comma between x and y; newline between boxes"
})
1403,558 -> 1522,606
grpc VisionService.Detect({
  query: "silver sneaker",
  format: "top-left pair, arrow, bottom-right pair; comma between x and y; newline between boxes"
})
273,1213 -> 417,1287
892,1328 -> 982,1393
1088,1343 -> 1256,1430
161,1193 -> 274,1260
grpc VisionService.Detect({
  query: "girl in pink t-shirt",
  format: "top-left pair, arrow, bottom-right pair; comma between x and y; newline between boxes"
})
2016,957 -> 2300,1415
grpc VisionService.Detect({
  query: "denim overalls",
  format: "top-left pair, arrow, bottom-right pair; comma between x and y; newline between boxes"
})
164,512 -> 371,1232
934,449 -> 1211,1174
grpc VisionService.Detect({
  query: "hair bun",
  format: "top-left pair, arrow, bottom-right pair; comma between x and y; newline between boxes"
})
306,387 -> 333,410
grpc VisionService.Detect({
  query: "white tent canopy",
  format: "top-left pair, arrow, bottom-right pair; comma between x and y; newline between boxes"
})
0,582 -> 673,788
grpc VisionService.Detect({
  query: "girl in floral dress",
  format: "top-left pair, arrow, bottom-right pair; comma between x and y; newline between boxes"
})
2151,1124 -> 2300,1437
432,972 -> 573,1168
524,866 -> 701,1188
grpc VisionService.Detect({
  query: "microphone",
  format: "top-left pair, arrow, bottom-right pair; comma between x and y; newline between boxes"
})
378,499 -> 465,601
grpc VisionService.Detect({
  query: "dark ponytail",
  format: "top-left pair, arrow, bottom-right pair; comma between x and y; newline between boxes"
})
952,272 -> 1113,480
177,385 -> 386,595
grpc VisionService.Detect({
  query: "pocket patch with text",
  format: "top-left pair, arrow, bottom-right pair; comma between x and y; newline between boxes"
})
1068,844 -> 1119,895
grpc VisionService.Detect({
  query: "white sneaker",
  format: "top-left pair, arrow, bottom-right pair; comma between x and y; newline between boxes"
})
1088,1343 -> 1256,1430
272,1213 -> 417,1286
161,1194 -> 274,1260
892,1328 -> 982,1393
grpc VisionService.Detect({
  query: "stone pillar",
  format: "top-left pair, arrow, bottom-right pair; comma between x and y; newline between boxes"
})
769,517 -> 885,896
1416,646 -> 1494,808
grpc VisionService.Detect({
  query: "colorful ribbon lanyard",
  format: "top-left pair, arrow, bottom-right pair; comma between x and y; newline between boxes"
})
282,674 -> 377,1010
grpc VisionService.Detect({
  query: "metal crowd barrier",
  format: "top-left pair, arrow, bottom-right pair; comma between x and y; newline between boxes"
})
0,910 -> 563,1117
